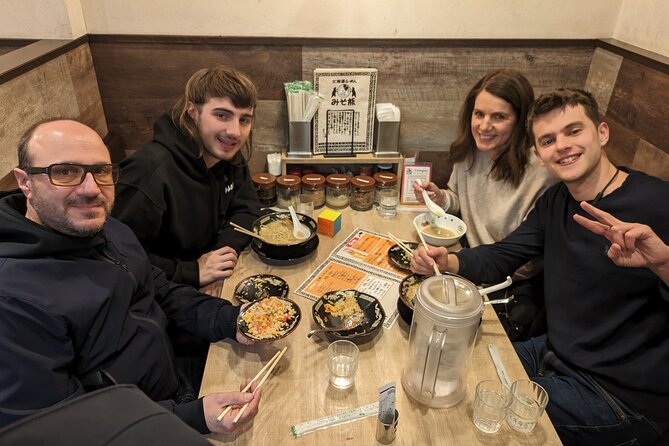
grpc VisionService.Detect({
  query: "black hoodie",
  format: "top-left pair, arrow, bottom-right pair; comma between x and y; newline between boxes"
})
0,191 -> 239,433
112,112 -> 261,286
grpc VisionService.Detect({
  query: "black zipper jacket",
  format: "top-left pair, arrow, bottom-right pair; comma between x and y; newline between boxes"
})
0,191 -> 239,433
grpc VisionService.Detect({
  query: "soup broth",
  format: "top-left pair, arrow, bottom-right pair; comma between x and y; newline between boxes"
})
422,225 -> 455,238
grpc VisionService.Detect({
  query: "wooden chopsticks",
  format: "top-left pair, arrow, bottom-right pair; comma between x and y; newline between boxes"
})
216,346 -> 287,422
387,232 -> 414,257
229,222 -> 266,242
413,222 -> 442,276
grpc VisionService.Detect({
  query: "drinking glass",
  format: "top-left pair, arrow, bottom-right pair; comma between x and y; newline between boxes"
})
472,380 -> 510,433
377,189 -> 400,219
294,193 -> 314,216
506,380 -> 549,433
328,340 -> 359,389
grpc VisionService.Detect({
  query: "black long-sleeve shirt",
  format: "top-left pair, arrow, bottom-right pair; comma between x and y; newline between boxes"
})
456,169 -> 669,422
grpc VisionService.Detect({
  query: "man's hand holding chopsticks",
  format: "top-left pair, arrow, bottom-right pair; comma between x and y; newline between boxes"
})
204,379 -> 262,433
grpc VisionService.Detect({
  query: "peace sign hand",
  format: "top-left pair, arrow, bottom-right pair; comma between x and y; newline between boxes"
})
573,201 -> 669,277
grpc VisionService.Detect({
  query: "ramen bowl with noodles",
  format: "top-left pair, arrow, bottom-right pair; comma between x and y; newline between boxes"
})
251,212 -> 319,260
413,213 -> 466,247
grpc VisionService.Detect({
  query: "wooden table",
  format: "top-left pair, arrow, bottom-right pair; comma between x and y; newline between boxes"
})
200,209 -> 562,445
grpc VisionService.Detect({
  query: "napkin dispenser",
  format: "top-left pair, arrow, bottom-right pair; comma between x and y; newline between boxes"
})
373,103 -> 400,157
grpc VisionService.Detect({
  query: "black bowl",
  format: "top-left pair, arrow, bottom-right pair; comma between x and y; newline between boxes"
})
251,212 -> 319,260
312,290 -> 385,343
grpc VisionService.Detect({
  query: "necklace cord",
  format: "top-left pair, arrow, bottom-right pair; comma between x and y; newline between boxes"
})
592,168 -> 620,203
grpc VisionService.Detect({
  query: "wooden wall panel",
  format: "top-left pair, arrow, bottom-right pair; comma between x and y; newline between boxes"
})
607,58 -> 669,155
0,42 -> 107,178
89,40 -> 302,153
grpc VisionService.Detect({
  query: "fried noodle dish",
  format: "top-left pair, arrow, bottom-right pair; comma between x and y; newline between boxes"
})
242,297 -> 296,339
324,290 -> 363,318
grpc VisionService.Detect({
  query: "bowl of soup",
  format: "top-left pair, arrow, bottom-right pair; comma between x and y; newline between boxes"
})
251,211 -> 319,261
413,213 -> 466,247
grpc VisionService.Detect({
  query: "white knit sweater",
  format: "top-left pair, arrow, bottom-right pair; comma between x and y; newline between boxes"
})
443,149 -> 557,279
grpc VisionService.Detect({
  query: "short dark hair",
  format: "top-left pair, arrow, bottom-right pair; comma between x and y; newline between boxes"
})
527,88 -> 601,142
17,117 -> 80,168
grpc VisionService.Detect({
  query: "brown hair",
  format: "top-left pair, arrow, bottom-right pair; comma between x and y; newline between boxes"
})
171,65 -> 258,165
449,70 -> 535,187
526,88 -> 601,143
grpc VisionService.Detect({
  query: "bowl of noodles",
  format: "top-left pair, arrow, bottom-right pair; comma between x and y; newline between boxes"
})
251,212 -> 319,261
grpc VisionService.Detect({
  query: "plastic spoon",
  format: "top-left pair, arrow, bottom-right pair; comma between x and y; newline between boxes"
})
416,179 -> 446,218
288,205 -> 310,240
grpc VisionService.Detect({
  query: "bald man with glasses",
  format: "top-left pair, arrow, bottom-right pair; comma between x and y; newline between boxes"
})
0,119 -> 261,434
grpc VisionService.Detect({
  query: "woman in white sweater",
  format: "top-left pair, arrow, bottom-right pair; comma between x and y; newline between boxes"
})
415,69 -> 556,340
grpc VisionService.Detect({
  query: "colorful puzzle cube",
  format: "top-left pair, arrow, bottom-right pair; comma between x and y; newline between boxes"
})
317,209 -> 342,237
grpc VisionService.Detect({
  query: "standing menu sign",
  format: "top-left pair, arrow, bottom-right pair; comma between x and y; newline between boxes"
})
313,68 -> 378,155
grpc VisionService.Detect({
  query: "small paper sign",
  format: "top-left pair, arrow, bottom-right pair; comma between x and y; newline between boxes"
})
400,163 -> 432,205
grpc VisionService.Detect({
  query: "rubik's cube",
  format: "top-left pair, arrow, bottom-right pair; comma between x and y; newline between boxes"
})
317,209 -> 341,237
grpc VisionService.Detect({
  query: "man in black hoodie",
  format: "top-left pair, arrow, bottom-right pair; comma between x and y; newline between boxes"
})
0,119 -> 261,434
112,65 -> 262,288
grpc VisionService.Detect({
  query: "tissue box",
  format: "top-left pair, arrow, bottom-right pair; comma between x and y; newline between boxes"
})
317,209 -> 341,237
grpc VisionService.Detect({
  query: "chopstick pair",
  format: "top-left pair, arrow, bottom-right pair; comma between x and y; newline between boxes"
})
413,222 -> 442,276
229,222 -> 266,242
216,346 -> 287,422
387,232 -> 414,257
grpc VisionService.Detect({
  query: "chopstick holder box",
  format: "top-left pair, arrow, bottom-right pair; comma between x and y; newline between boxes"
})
288,121 -> 312,158
373,117 -> 400,157
375,409 -> 399,444
317,209 -> 341,237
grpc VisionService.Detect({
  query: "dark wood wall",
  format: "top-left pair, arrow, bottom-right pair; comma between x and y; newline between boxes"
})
88,36 -> 595,180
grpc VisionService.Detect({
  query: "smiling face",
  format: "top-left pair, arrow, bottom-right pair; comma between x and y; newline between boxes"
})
14,120 -> 114,237
187,96 -> 254,169
470,90 -> 518,159
532,104 -> 609,188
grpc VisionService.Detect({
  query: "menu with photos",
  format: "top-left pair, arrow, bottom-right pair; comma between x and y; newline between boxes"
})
295,228 -> 408,328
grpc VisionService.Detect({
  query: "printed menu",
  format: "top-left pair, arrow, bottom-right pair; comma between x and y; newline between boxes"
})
295,228 -> 410,328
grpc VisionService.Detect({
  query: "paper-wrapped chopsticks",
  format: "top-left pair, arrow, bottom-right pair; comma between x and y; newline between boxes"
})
216,346 -> 287,422
284,81 -> 324,122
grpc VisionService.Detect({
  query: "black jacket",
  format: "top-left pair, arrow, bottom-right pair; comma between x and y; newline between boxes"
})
0,191 -> 239,433
112,112 -> 261,286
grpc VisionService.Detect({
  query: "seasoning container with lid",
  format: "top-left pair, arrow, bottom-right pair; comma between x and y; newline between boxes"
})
350,175 -> 376,211
373,172 -> 398,205
325,174 -> 351,209
276,174 -> 302,209
301,173 -> 326,209
252,172 -> 277,207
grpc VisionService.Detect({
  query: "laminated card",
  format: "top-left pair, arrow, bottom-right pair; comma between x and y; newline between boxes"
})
313,68 -> 378,155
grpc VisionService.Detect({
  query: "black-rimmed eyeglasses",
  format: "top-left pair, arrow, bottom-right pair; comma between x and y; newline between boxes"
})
23,163 -> 120,186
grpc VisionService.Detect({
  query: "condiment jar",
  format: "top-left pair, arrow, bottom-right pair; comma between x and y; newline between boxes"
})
301,173 -> 326,209
276,174 -> 302,209
373,172 -> 398,205
325,174 -> 351,209
350,175 -> 376,211
252,172 -> 277,207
